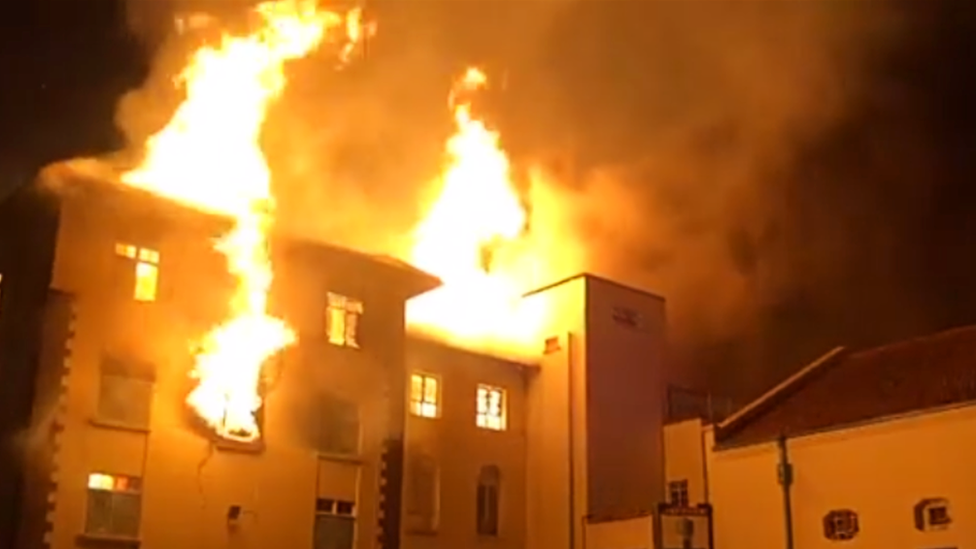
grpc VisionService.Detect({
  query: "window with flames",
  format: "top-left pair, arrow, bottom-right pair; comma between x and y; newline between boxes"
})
115,243 -> 160,303
326,292 -> 363,348
410,373 -> 439,418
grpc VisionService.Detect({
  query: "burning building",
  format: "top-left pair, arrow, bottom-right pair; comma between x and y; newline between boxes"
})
0,2 -> 674,549
0,158 -> 670,549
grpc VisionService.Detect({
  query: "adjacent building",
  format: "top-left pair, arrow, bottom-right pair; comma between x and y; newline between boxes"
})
0,159 -> 672,549
664,326 -> 976,549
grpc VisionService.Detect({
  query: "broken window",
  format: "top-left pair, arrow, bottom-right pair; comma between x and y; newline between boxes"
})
405,454 -> 439,533
96,357 -> 154,429
314,393 -> 360,456
476,465 -> 500,536
410,373 -> 439,418
115,243 -> 159,302
326,292 -> 362,348
314,497 -> 356,549
823,509 -> 859,541
476,384 -> 506,431
85,473 -> 142,538
668,479 -> 690,507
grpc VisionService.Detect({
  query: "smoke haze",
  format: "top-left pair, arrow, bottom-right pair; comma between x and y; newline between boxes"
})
116,0 -> 922,397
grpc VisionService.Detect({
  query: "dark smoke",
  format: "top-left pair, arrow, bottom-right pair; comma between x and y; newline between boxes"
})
116,0 -> 925,397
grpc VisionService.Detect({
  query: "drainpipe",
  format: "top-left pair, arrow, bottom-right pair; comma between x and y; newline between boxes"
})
567,332 -> 577,549
776,435 -> 795,549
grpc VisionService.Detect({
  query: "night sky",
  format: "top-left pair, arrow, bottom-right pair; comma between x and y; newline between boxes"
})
2,0 -> 975,400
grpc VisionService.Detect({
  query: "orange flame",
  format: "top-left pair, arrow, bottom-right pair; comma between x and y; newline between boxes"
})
406,68 -> 549,359
121,0 -> 368,442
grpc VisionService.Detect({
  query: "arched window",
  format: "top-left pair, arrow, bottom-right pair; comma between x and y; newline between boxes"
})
476,465 -> 500,536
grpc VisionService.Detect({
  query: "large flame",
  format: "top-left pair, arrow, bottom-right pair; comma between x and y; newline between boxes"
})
406,68 -> 548,359
121,0 -> 368,442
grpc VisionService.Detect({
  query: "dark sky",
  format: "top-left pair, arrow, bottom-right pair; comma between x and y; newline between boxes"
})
2,0 -> 976,399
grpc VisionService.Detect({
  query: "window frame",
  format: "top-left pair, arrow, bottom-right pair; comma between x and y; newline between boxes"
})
84,472 -> 143,539
404,454 -> 440,533
476,384 -> 507,431
325,292 -> 363,349
823,509 -> 859,541
667,479 -> 690,507
115,242 -> 160,303
409,373 -> 440,419
94,357 -> 155,430
314,497 -> 357,549
476,465 -> 501,537
313,393 -> 361,457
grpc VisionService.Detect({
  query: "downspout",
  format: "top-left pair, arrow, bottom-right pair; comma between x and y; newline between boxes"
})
567,332 -> 577,549
776,435 -> 795,549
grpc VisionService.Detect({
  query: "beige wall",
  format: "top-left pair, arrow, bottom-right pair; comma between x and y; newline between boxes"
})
662,419 -> 709,505
43,188 -> 411,549
404,340 -> 527,549
664,405 -> 976,549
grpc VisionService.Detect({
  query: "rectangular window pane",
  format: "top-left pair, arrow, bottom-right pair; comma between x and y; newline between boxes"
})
317,396 -> 360,455
476,385 -> 506,431
85,474 -> 142,538
327,307 -> 347,345
97,374 -> 153,427
314,514 -> 355,549
134,261 -> 158,302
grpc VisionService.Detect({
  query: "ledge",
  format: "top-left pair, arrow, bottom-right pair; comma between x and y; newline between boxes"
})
317,452 -> 363,465
76,533 -> 140,547
215,438 -> 265,454
89,418 -> 151,434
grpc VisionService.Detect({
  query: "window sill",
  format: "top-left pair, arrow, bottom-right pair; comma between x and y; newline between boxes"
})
89,418 -> 150,434
76,533 -> 140,547
215,438 -> 265,454
317,452 -> 363,464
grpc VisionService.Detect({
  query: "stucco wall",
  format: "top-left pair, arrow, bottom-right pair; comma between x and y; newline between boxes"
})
665,405 -> 976,549
43,187 -> 411,549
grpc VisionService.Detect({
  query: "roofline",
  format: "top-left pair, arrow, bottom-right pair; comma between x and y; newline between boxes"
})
38,157 -> 442,298
714,398 -> 976,451
717,346 -> 848,435
522,272 -> 665,302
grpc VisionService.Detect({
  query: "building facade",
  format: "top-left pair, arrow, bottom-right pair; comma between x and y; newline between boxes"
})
663,327 -> 976,549
0,160 -> 673,549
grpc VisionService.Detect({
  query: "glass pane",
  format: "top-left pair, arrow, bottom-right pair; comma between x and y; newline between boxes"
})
327,308 -> 346,345
344,313 -> 359,347
314,515 -> 355,549
111,493 -> 142,537
424,377 -> 437,403
98,375 -> 152,427
85,490 -> 114,535
134,262 -> 158,302
410,375 -> 423,403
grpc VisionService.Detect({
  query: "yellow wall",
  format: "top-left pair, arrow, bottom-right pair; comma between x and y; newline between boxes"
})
403,340 -> 528,549
664,405 -> 976,549
43,190 -> 408,549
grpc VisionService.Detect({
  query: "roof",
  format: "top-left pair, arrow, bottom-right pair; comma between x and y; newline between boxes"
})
35,157 -> 441,299
716,325 -> 976,447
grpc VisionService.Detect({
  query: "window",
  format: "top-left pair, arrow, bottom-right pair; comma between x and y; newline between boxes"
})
410,374 -> 439,418
476,465 -> 500,536
823,509 -> 859,541
313,394 -> 360,456
668,479 -> 690,507
314,498 -> 355,549
115,243 -> 159,302
914,498 -> 951,531
96,357 -> 154,428
476,385 -> 506,431
405,455 -> 439,533
85,473 -> 142,538
326,293 -> 363,348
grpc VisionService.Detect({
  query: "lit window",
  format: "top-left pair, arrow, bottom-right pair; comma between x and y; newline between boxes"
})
823,509 -> 859,541
326,292 -> 363,348
85,472 -> 142,538
476,465 -> 500,536
115,243 -> 159,302
668,479 -> 690,507
476,385 -> 506,431
410,374 -> 439,418
314,497 -> 355,549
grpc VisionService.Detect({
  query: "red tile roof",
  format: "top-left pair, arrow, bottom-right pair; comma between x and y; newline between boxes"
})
716,325 -> 976,447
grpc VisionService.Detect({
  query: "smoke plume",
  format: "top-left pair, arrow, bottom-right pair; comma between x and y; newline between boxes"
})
117,0 -> 924,396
